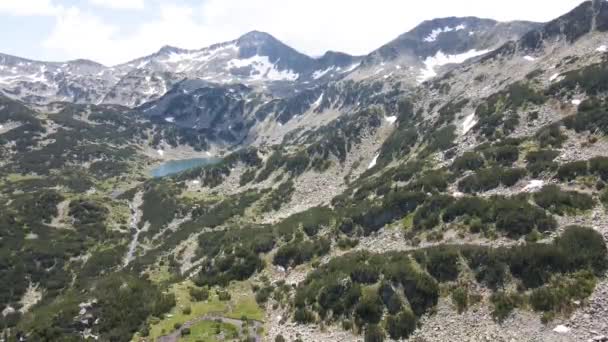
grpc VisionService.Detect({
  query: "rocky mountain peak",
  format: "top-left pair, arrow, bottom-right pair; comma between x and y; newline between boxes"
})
157,45 -> 184,55
237,30 -> 278,45
517,0 -> 608,52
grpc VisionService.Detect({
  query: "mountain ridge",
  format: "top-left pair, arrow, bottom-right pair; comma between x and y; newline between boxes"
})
0,17 -> 539,108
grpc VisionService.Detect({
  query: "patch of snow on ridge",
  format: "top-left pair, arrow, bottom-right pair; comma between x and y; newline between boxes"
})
418,49 -> 489,83
523,55 -> 536,61
156,149 -> 164,156
597,45 -> 607,52
549,73 -> 560,81
461,113 -> 477,134
385,116 -> 397,124
227,55 -> 298,81
136,60 -> 149,69
423,24 -> 466,42
344,62 -> 360,72
523,180 -> 544,192
312,93 -> 324,109
312,67 -> 334,79
164,117 -> 175,123
368,153 -> 379,169
571,99 -> 582,106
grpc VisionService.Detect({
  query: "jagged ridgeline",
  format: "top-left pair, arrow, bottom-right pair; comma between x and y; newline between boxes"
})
2,1 -> 608,341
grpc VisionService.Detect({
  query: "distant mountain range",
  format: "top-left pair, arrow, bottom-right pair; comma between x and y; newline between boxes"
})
0,18 -> 539,108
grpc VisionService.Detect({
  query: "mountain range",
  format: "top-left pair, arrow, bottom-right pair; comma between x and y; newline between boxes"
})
3,1 -> 608,342
0,17 -> 537,108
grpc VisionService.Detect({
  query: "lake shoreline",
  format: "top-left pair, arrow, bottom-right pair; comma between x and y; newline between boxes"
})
150,157 -> 222,178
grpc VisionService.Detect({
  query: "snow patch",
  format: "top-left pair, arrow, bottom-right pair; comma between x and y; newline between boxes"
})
553,325 -> 570,334
312,67 -> 334,79
136,60 -> 149,69
156,149 -> 164,156
418,49 -> 489,83
523,180 -> 544,192
385,116 -> 397,124
227,55 -> 299,81
344,62 -> 360,72
164,117 -> 175,123
597,45 -> 607,52
549,73 -> 560,82
461,113 -> 478,134
312,93 -> 324,109
453,191 -> 466,198
571,99 -> 582,106
368,153 -> 379,169
423,24 -> 466,42
523,55 -> 536,61
0,72 -> 47,84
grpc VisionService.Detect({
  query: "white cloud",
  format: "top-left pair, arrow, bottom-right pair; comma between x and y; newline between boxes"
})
42,4 -> 217,65
89,0 -> 145,10
43,7 -> 119,64
37,0 -> 586,65
0,0 -> 59,16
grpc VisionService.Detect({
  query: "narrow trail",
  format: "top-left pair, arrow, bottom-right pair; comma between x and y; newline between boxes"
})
156,315 -> 263,342
124,191 -> 144,267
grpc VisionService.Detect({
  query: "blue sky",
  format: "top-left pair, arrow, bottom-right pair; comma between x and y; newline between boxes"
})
0,0 -> 586,66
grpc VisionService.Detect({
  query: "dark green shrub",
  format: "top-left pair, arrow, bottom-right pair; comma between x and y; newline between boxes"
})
217,291 -> 231,301
526,150 -> 559,176
378,281 -> 401,315
294,308 -> 316,324
493,196 -> 557,237
490,292 -> 522,322
601,189 -> 608,206
483,145 -> 520,166
458,167 -> 525,193
417,247 -> 460,282
350,265 -> 380,284
364,324 -> 385,342
189,287 -> 209,301
556,161 -> 589,181
533,185 -> 595,215
556,226 -> 607,273
536,124 -> 567,148
452,152 -> 485,173
529,271 -> 596,314
385,309 -> 417,339
500,168 -> 527,187
451,287 -> 469,313
424,125 -> 457,154
273,238 -> 331,268
355,294 -> 384,324
590,156 -> 608,181
413,195 -> 453,230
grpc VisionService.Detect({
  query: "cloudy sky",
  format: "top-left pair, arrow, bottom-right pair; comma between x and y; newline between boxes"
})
0,0 -> 586,66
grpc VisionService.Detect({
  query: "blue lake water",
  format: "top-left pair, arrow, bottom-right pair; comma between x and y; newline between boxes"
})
151,158 -> 221,178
